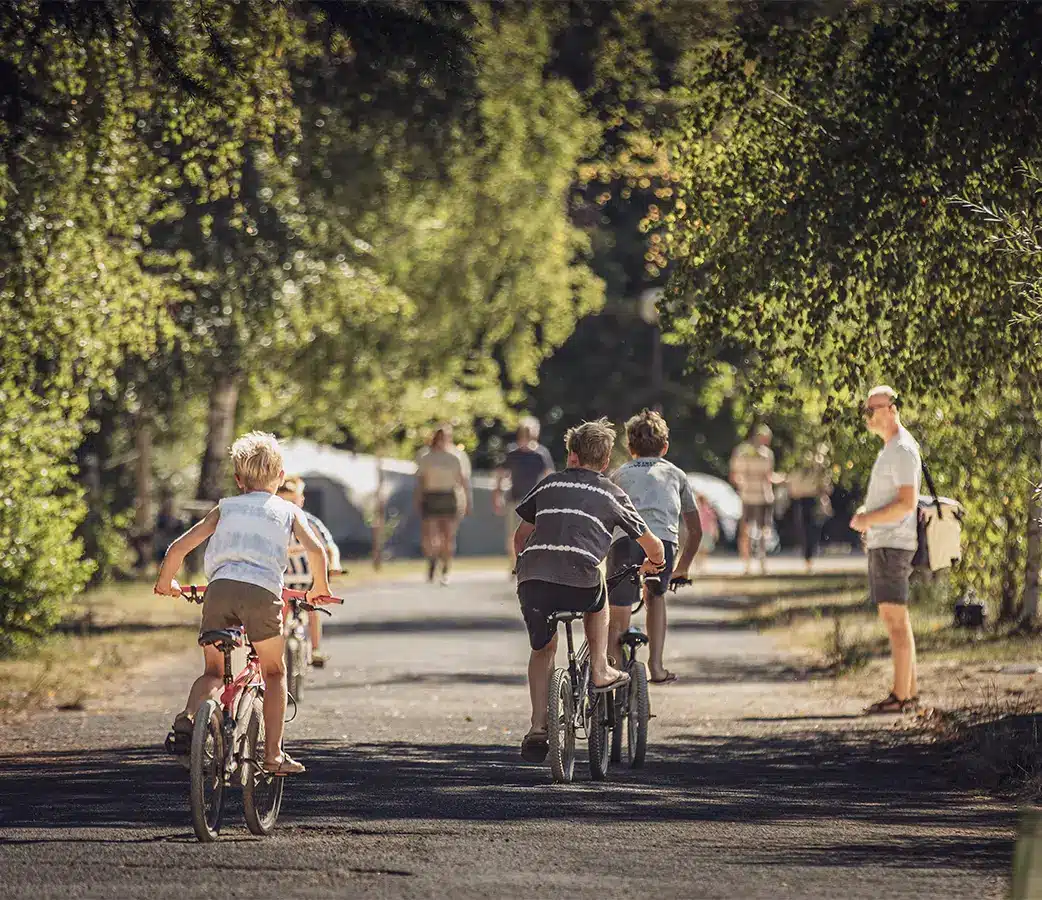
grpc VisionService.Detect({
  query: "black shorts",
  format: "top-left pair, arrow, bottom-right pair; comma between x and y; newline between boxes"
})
742,503 -> 772,528
868,548 -> 914,605
518,580 -> 605,651
421,491 -> 458,519
606,537 -> 676,607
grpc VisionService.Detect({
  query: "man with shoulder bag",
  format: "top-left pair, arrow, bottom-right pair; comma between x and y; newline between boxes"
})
850,386 -> 922,714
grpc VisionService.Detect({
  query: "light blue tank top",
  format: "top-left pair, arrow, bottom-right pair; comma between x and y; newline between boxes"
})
203,493 -> 300,597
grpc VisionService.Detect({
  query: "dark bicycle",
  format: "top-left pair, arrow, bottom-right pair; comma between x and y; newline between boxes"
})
609,573 -> 691,768
546,564 -> 645,784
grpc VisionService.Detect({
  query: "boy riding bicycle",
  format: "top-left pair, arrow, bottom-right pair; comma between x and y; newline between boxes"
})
512,418 -> 665,763
607,410 -> 702,685
277,475 -> 342,668
154,431 -> 330,776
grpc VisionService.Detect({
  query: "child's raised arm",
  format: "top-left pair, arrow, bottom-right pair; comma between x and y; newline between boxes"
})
154,506 -> 220,596
291,514 -> 330,600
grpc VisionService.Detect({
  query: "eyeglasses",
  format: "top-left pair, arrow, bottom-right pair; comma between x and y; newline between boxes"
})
861,402 -> 895,418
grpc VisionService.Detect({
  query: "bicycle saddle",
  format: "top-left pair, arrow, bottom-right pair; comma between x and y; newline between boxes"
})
621,627 -> 649,649
548,610 -> 585,624
198,628 -> 244,649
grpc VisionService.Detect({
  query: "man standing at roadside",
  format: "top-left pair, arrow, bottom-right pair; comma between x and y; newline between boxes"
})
730,425 -> 777,575
494,416 -> 555,575
851,386 -> 922,714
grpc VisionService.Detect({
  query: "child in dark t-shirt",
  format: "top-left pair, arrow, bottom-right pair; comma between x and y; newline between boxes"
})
512,418 -> 664,764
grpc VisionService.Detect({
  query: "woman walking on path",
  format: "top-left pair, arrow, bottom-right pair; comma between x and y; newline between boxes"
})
787,443 -> 833,573
415,425 -> 472,585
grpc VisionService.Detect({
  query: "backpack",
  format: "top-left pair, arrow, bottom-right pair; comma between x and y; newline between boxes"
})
912,460 -> 964,572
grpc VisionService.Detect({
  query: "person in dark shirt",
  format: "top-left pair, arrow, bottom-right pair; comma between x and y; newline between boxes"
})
493,416 -> 555,575
512,418 -> 664,764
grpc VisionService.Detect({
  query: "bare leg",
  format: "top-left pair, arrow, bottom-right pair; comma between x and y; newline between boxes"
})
182,644 -> 224,717
528,633 -> 558,732
608,603 -> 632,668
253,635 -> 289,765
879,603 -> 917,700
738,519 -> 751,573
584,603 -> 625,687
438,518 -> 457,575
646,586 -> 670,681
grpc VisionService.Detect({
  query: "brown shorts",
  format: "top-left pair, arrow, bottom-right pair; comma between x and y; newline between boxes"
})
868,548 -> 915,605
199,579 -> 283,643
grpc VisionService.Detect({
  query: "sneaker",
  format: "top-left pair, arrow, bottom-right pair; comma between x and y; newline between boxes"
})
311,650 -> 327,669
440,573 -> 450,586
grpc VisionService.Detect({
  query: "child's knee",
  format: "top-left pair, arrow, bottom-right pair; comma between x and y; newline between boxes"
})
261,658 -> 286,680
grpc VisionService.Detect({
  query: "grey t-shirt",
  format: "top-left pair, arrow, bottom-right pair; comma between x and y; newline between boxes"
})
515,468 -> 648,589
865,427 -> 922,551
503,443 -> 555,501
610,457 -> 698,544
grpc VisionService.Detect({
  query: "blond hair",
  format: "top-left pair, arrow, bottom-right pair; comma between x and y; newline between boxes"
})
230,431 -> 284,491
278,474 -> 306,497
565,418 -> 616,469
625,409 -> 669,457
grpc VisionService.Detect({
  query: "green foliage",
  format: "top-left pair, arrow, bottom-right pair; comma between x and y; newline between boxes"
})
652,3 -> 1042,612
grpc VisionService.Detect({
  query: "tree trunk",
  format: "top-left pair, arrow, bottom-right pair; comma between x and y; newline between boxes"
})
196,373 -> 241,502
1000,525 -> 1021,622
133,416 -> 154,571
187,373 -> 240,575
1021,437 -> 1042,624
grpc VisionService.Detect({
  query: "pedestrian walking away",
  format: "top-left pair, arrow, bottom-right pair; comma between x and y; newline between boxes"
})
730,425 -> 779,575
849,386 -> 922,715
787,443 -> 834,573
493,416 -> 555,576
415,425 -> 472,585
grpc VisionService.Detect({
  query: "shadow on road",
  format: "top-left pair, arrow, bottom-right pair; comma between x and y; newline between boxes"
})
324,616 -> 523,637
0,728 -> 1013,873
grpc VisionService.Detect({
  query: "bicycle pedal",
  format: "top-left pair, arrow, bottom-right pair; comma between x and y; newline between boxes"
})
164,731 -> 189,756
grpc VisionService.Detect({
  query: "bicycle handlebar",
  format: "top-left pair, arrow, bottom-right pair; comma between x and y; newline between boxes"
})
175,584 -> 346,605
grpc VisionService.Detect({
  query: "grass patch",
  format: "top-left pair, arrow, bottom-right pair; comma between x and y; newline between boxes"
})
740,572 -> 1042,671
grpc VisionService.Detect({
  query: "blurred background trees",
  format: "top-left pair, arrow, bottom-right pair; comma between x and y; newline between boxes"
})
5,0 -> 1042,642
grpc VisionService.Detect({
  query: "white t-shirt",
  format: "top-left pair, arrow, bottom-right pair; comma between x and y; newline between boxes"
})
864,427 -> 922,551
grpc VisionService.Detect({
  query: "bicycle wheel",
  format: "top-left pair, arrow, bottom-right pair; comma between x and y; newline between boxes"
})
588,691 -> 611,781
626,661 -> 649,768
610,685 -> 626,764
285,638 -> 304,703
189,699 -> 225,843
243,698 -> 284,836
547,668 -> 574,784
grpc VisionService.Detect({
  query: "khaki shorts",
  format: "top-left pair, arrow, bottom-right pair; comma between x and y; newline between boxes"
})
199,579 -> 283,644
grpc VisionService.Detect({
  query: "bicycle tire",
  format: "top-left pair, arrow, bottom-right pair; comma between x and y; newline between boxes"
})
547,668 -> 574,784
610,686 -> 626,764
242,698 -> 284,836
627,661 -> 649,768
588,691 -> 611,781
285,639 -> 303,703
189,699 -> 225,843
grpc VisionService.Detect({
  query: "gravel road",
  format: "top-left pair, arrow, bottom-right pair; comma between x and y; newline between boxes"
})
0,564 -> 1015,899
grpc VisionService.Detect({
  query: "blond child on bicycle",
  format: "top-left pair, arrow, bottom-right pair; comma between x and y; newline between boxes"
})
154,431 -> 329,776
277,475 -> 342,667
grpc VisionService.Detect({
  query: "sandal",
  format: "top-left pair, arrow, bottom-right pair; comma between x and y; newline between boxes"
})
265,753 -> 306,776
592,672 -> 631,693
864,692 -> 914,715
520,730 -> 549,763
650,671 -> 679,685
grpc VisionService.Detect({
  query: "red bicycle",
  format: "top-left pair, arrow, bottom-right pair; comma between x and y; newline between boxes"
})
174,584 -> 344,842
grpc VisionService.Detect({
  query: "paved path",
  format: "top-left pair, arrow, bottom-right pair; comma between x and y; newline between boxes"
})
0,567 -> 1015,898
